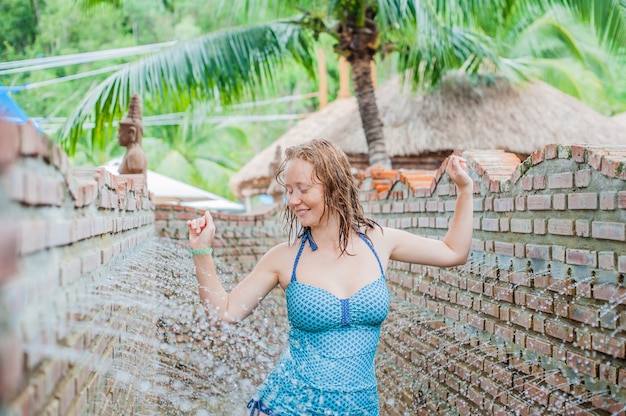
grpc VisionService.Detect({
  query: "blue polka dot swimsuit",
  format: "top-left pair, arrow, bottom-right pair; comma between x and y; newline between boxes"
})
247,229 -> 390,415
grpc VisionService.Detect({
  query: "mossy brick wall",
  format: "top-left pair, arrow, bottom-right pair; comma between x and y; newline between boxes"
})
0,118 -> 154,416
367,146 -> 626,416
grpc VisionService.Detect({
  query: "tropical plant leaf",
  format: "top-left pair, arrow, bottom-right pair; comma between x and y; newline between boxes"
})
58,20 -> 316,155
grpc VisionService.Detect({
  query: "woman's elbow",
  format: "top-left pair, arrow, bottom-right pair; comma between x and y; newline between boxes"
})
202,304 -> 243,325
448,250 -> 470,267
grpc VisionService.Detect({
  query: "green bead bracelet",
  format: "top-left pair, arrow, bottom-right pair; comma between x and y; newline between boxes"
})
189,247 -> 214,256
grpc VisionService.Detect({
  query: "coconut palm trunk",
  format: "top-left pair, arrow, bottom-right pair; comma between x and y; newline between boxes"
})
340,6 -> 391,169
350,54 -> 389,168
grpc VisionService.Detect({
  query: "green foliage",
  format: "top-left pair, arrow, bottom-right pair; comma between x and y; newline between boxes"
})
0,0 -> 38,59
3,0 -> 626,199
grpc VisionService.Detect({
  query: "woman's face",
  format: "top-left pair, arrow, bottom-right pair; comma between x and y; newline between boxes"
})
283,158 -> 326,227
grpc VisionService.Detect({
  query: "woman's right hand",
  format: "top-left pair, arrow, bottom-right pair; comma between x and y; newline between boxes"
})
187,211 -> 216,250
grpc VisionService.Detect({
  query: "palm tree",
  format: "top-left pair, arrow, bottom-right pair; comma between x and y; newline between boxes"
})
63,0 -> 626,169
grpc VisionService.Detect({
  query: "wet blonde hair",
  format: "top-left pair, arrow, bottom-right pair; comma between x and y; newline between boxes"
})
275,139 -> 379,255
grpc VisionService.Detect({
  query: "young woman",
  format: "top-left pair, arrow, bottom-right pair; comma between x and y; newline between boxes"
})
187,139 -> 474,415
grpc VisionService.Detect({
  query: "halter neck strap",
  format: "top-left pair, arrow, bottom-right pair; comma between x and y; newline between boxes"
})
291,228 -> 317,282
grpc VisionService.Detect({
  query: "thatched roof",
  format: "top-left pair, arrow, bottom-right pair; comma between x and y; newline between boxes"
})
614,112 -> 626,127
230,74 -> 626,199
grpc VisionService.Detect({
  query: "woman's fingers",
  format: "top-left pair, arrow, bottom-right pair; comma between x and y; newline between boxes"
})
187,215 -> 207,234
447,155 -> 472,188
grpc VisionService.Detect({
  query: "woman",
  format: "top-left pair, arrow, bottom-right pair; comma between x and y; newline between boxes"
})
187,139 -> 474,415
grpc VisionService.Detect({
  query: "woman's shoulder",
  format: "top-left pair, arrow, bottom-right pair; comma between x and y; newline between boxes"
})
360,223 -> 386,239
262,240 -> 300,261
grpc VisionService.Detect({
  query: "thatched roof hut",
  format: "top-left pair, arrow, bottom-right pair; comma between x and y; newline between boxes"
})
229,74 -> 626,199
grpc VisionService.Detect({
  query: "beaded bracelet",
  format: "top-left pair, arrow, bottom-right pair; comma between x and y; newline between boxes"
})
189,247 -> 213,256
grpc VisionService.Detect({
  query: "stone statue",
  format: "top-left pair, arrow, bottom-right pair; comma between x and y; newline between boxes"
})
118,94 -> 147,175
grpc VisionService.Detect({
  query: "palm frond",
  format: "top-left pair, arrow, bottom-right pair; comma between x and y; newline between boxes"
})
58,20 -> 315,155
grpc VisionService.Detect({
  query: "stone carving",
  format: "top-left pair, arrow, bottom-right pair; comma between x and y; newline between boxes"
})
118,94 -> 147,175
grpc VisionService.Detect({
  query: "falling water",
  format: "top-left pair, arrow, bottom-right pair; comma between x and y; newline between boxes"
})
376,259 -> 626,416
22,237 -> 289,415
17,238 -> 626,415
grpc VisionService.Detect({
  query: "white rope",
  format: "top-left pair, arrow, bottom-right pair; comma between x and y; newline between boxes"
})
35,113 -> 310,134
0,41 -> 177,75
22,64 -> 128,89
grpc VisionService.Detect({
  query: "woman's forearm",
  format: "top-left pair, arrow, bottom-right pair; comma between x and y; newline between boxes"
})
443,186 -> 474,264
192,254 -> 232,321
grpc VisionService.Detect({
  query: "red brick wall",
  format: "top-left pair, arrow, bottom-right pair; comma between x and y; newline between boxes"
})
2,113 -> 625,416
367,146 -> 626,415
0,118 -> 155,416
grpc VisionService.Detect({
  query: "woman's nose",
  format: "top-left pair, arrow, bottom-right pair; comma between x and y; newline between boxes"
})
287,193 -> 300,206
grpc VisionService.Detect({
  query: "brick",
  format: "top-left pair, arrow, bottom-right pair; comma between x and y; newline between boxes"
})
587,149 -> 604,170
547,218 -> 574,236
544,144 -> 559,159
526,336 -> 552,356
591,221 -> 626,242
481,301 -> 499,317
570,145 -> 588,163
510,309 -> 532,329
494,324 -> 515,343
0,221 -> 19,284
531,149 -> 545,165
597,251 -> 616,270
553,193 -> 566,210
521,176 -> 533,191
548,172 -> 573,189
552,245 -> 565,262
482,218 -> 499,232
19,120 -> 39,155
525,381 -> 549,407
593,284 -> 626,305
0,119 -> 20,171
511,272 -> 532,287
494,241 -> 514,256
435,216 -> 449,228
566,351 -> 597,377
619,191 -> 626,209
19,219 -> 47,255
601,155 -> 623,178
527,195 -> 551,210
81,250 -> 101,274
565,248 -> 596,267
599,191 -> 616,210
510,218 -> 532,234
567,192 -> 597,209
533,175 -> 547,190
569,304 -> 598,326
592,334 -> 625,358
493,285 -> 514,303
526,293 -> 553,313
493,198 -> 514,212
545,320 -> 574,342
574,169 -> 591,187
47,219 -> 73,248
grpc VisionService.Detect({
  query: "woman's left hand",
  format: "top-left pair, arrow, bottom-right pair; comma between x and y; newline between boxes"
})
446,155 -> 472,191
